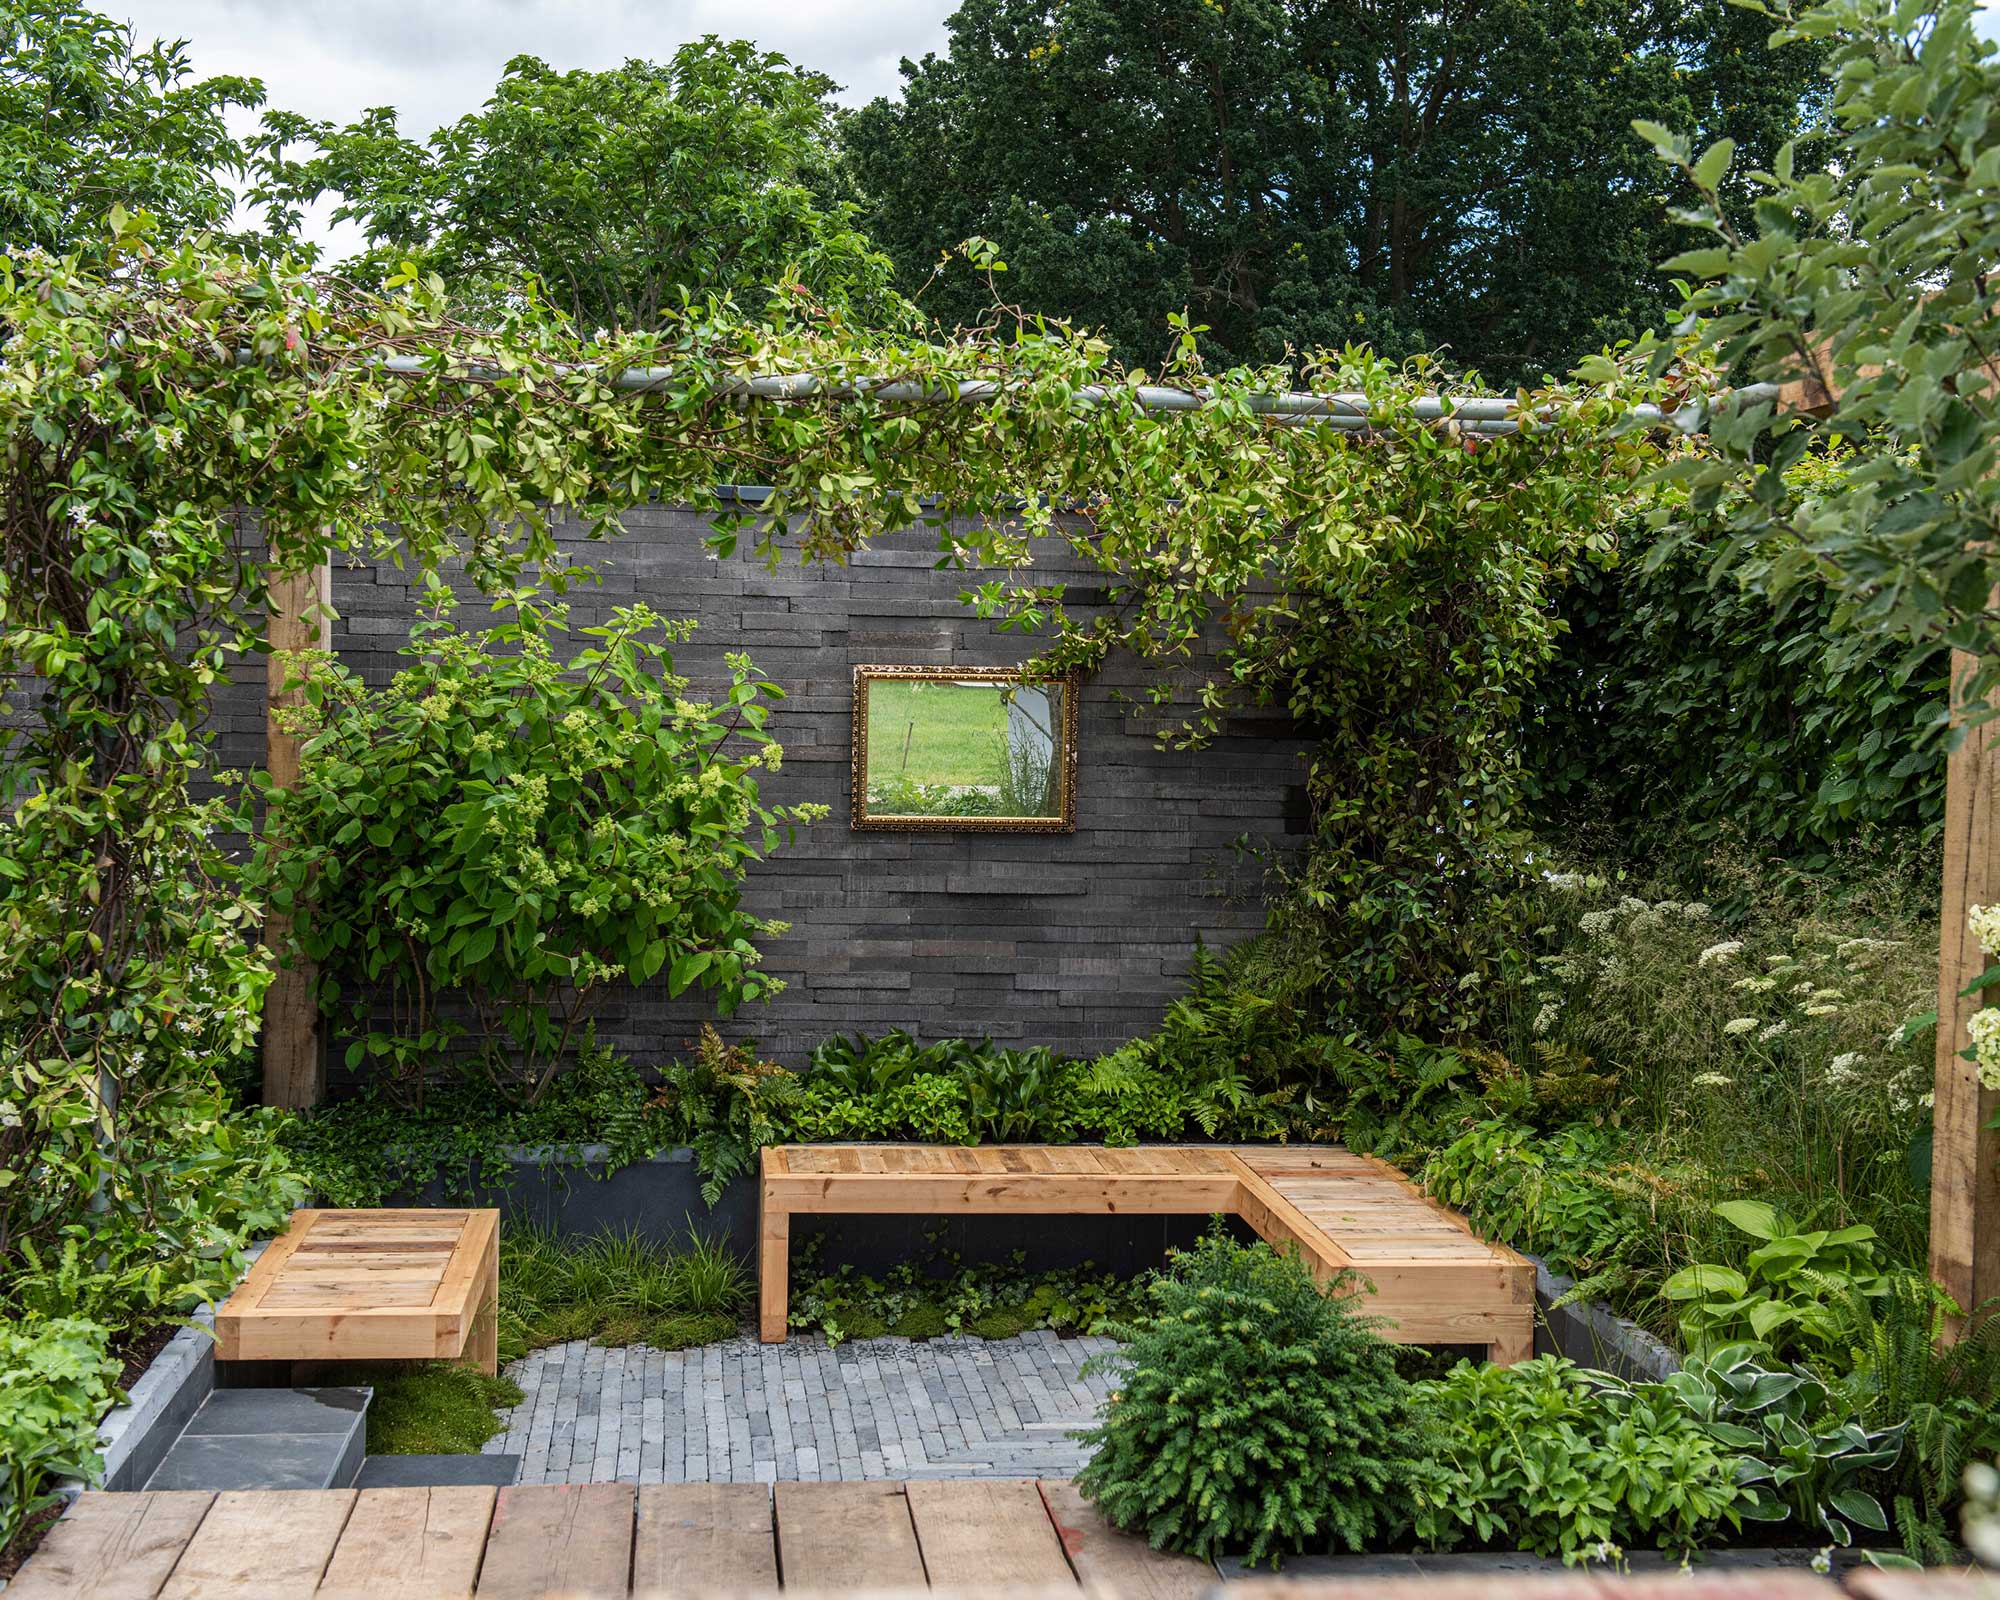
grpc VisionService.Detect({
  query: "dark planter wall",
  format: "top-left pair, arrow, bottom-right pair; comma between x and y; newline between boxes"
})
210,504 -> 1311,1066
402,1147 -> 1213,1281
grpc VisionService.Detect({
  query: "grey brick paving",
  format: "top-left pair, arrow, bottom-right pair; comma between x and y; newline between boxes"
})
486,1329 -> 1119,1485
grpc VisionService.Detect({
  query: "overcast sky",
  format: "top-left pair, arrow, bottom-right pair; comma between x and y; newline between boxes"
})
112,0 -> 2000,257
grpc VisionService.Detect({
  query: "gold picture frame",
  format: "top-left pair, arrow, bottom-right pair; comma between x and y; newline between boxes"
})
851,665 -> 1079,833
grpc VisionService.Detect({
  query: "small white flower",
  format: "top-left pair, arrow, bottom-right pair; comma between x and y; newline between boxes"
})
1810,1548 -> 1833,1576
1692,1072 -> 1734,1088
1699,940 -> 1744,967
1760,1021 -> 1790,1042
1722,1017 -> 1759,1036
1533,1000 -> 1561,1036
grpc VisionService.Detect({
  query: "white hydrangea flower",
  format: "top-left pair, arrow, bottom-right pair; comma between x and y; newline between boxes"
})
1967,1009 -> 2000,1092
1971,904 -> 2000,955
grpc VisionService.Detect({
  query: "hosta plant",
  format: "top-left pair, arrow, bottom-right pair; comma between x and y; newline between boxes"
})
1662,1200 -> 1885,1361
1654,1341 -> 1905,1547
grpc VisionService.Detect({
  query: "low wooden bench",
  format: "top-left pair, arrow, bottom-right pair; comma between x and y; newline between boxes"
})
758,1144 -> 1533,1363
217,1208 -> 500,1374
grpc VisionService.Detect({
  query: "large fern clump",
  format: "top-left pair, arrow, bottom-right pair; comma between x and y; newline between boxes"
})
1075,1230 -> 1417,1566
1835,1275 -> 2000,1564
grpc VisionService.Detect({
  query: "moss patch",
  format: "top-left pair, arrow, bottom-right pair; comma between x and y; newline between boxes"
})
348,1362 -> 524,1455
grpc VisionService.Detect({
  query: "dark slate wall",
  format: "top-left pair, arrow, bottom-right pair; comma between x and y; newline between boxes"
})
211,504 -> 1310,1066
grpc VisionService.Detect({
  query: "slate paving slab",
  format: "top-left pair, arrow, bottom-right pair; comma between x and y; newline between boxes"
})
489,1329 -> 1120,1485
143,1386 -> 369,1491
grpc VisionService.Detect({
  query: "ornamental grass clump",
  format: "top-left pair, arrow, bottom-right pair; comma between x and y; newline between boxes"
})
1075,1231 -> 1417,1566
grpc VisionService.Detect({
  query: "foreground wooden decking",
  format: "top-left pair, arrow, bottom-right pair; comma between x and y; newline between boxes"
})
14,1485 -> 1988,1600
761,1144 -> 1533,1361
9,1481 -> 1208,1599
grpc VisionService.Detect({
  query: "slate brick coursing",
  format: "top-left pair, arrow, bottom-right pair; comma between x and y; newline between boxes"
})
209,504 -> 1309,1065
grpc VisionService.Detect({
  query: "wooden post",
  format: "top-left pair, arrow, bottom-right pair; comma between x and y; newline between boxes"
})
261,557 -> 334,1110
1931,647 -> 2000,1327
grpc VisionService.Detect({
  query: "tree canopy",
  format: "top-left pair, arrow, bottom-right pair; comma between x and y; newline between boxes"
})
252,38 -> 910,330
843,0 -> 1825,382
0,0 -> 260,255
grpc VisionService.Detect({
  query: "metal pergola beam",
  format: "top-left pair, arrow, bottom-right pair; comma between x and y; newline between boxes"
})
372,353 -> 1778,439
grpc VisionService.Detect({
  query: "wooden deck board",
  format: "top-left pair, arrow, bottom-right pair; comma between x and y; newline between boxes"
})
158,1487 -> 355,1598
773,1482 -> 926,1591
633,1483 -> 777,1594
319,1486 -> 496,1600
475,1483 -> 634,1599
1037,1480 -> 1210,1600
758,1143 -> 1531,1362
905,1480 -> 1073,1589
3,1490 -> 215,1600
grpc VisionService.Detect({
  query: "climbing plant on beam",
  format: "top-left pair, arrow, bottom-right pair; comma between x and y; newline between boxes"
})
0,214 -> 1695,1290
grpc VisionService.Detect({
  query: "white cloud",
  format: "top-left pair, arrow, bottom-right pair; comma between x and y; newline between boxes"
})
110,0 -> 956,254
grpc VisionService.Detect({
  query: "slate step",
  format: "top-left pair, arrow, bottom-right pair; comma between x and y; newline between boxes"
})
355,1453 -> 521,1489
143,1386 -> 370,1492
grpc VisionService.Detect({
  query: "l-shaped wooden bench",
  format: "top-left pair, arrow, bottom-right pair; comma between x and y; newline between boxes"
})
758,1143 -> 1534,1362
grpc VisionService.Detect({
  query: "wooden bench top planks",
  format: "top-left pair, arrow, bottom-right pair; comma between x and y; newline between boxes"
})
759,1144 -> 1532,1364
216,1208 -> 499,1374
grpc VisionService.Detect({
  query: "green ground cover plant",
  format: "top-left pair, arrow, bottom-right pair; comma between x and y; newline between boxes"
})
786,1248 -> 1146,1344
1406,1356 -> 1745,1562
0,1319 -> 121,1555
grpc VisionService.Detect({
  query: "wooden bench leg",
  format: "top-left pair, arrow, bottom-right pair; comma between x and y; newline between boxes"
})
468,1241 -> 499,1376
759,1204 -> 789,1343
1488,1322 -> 1534,1366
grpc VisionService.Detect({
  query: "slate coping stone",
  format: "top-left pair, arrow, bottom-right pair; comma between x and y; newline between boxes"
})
355,1454 -> 522,1488
184,1386 -> 369,1436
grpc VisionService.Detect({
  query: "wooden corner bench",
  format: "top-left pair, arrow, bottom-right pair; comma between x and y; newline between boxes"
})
757,1144 -> 1533,1363
217,1208 -> 500,1374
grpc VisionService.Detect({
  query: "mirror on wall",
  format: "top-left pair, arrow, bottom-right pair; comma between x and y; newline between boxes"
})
851,666 -> 1078,832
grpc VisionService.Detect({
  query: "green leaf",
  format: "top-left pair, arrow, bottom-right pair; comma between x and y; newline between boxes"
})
1831,1489 -> 1887,1532
1715,1200 -> 1781,1241
1689,137 -> 1736,190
